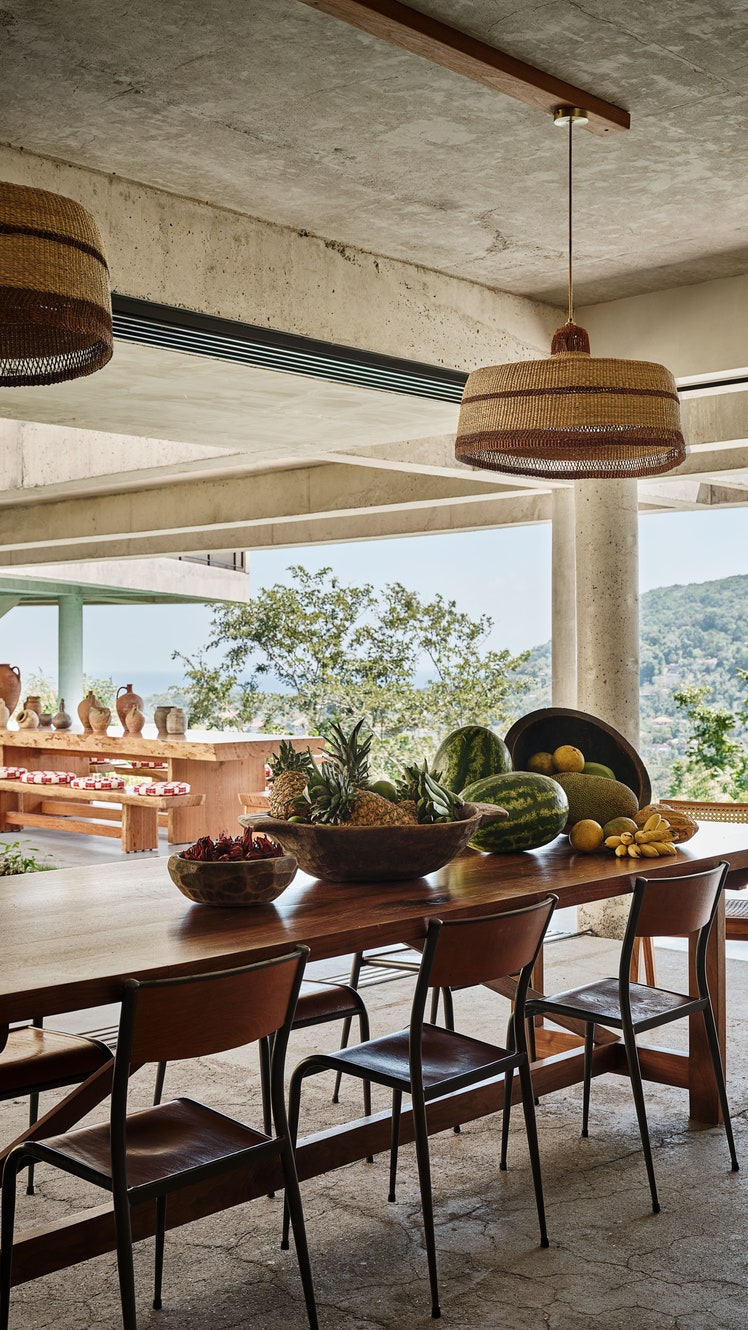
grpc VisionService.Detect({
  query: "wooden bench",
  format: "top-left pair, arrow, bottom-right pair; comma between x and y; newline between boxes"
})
0,780 -> 205,853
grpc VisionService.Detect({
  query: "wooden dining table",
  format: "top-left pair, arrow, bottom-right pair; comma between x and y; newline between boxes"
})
3,820 -> 748,1287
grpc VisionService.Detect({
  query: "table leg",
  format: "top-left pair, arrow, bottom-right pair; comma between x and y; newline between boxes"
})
688,892 -> 725,1123
167,759 -> 245,842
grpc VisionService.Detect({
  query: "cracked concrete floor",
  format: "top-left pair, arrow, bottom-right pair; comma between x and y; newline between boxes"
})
3,935 -> 747,1330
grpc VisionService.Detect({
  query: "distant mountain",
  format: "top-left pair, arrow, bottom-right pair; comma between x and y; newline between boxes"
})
509,574 -> 748,792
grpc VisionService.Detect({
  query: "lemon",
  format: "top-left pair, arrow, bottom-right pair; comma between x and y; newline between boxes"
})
526,751 -> 555,776
569,819 -> 604,853
552,744 -> 585,773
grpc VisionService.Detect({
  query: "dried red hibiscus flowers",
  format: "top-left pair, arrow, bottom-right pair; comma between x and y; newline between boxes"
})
182,829 -> 282,862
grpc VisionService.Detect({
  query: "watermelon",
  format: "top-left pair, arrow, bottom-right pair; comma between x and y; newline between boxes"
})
461,771 -> 569,853
433,725 -> 512,794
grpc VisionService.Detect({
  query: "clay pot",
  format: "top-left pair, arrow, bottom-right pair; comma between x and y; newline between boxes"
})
89,705 -> 111,734
153,705 -> 171,736
124,704 -> 146,735
78,690 -> 103,732
165,707 -> 187,735
39,712 -> 53,727
16,708 -> 40,729
116,684 -> 144,733
52,699 -> 72,730
24,695 -> 42,717
0,665 -> 21,715
0,699 -> 10,728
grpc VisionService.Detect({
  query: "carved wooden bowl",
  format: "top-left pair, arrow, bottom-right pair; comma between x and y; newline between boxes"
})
238,802 -> 506,882
168,852 -> 298,906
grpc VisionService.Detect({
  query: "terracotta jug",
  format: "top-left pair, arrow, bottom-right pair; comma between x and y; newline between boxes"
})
52,699 -> 72,730
78,690 -> 102,733
24,694 -> 42,717
0,698 -> 10,728
116,684 -> 144,732
124,704 -> 146,735
16,708 -> 40,729
0,665 -> 21,715
89,704 -> 111,734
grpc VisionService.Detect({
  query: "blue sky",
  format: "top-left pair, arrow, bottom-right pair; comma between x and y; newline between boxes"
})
2,505 -> 746,687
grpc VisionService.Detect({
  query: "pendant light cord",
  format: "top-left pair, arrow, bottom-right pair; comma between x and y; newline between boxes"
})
568,112 -> 574,324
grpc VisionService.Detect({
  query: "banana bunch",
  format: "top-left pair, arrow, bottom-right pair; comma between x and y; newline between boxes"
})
605,813 -> 677,860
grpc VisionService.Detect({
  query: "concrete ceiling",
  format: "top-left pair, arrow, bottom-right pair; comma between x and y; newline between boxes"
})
2,0 -> 748,563
4,0 -> 748,306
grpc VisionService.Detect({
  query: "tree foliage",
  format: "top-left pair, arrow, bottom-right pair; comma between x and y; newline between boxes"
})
667,677 -> 748,799
177,565 -> 531,773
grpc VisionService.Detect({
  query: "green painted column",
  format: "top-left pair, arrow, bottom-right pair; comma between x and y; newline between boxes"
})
58,594 -> 84,718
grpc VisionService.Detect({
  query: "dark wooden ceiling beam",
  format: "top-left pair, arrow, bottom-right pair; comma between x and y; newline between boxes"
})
296,0 -> 630,135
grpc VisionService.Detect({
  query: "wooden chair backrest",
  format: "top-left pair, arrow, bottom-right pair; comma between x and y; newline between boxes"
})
632,863 -> 729,940
121,948 -> 308,1067
427,895 -> 556,991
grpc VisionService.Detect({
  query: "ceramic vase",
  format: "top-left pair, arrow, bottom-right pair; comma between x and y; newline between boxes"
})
89,704 -> 111,734
0,665 -> 21,716
39,712 -> 53,727
116,684 -> 144,732
124,704 -> 146,735
78,690 -> 102,732
52,699 -> 72,730
166,706 -> 187,735
16,708 -> 40,729
0,698 -> 10,728
24,695 -> 42,717
153,705 -> 171,736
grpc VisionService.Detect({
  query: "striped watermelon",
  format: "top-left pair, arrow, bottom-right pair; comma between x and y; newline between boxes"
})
433,725 -> 512,794
461,771 -> 568,853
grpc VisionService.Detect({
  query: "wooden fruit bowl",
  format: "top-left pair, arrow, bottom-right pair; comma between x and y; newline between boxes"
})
504,707 -> 651,806
238,802 -> 506,883
168,852 -> 298,906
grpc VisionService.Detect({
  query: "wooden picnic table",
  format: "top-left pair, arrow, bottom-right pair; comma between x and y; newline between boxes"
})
2,819 -> 747,1286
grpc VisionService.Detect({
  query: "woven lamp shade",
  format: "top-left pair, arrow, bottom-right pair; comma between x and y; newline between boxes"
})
0,181 -> 113,386
455,322 -> 685,480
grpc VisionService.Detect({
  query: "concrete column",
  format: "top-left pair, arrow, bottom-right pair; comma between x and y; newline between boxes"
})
574,478 -> 640,938
58,594 -> 84,717
551,486 -> 577,708
0,596 -> 20,619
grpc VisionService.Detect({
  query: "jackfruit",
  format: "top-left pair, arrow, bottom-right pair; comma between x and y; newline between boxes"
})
553,772 -> 638,827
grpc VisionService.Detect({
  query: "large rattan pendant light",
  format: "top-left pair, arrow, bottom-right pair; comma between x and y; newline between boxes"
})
455,106 -> 685,479
0,181 -> 113,386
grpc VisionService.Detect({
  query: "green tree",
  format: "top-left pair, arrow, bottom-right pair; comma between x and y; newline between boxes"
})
177,565 -> 531,774
667,684 -> 748,800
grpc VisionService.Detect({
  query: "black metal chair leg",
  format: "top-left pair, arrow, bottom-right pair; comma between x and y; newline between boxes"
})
153,1061 -> 166,1106
582,1022 -> 594,1138
112,1184 -> 138,1330
388,1089 -> 402,1202
621,1022 -> 660,1214
283,1065 -> 308,1250
278,1136 -> 320,1330
153,1194 -> 167,1309
333,952 -> 364,1103
700,1005 -> 740,1171
259,1035 -> 273,1138
26,1091 -> 39,1194
0,1150 -> 23,1330
518,1060 -> 549,1247
500,1066 -> 513,1171
440,987 -> 455,1032
411,1093 -> 440,1319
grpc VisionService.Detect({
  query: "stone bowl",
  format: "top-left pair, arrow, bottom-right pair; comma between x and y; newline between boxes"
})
168,852 -> 298,906
238,802 -> 507,883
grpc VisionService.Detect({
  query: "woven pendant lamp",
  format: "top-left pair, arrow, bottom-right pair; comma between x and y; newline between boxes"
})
455,108 -> 685,480
0,181 -> 113,386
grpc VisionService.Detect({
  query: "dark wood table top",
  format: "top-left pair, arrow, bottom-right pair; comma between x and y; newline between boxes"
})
2,822 -> 747,1025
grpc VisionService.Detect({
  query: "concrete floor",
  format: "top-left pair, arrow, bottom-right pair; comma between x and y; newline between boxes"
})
2,831 -> 748,1328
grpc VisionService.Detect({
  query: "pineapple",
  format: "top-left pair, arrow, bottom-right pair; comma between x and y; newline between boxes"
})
324,718 -> 372,787
268,741 -> 318,819
397,762 -> 465,824
348,789 -> 419,826
308,764 -> 356,825
310,721 -> 418,826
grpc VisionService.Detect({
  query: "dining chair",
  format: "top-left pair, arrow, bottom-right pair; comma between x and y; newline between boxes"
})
516,862 -> 738,1215
283,895 -> 558,1320
0,949 -> 319,1330
0,1018 -> 113,1194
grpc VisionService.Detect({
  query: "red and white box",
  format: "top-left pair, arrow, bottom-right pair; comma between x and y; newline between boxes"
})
133,780 -> 191,796
70,775 -> 126,791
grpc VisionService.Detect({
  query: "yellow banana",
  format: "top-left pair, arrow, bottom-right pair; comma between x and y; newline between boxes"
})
639,843 -> 661,857
627,844 -> 641,858
620,832 -> 634,844
643,813 -> 664,832
659,842 -> 677,856
615,843 -> 629,857
605,835 -> 623,848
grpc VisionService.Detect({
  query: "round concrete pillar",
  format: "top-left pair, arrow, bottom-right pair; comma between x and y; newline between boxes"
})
551,486 -> 577,708
58,594 -> 84,717
574,478 -> 640,938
